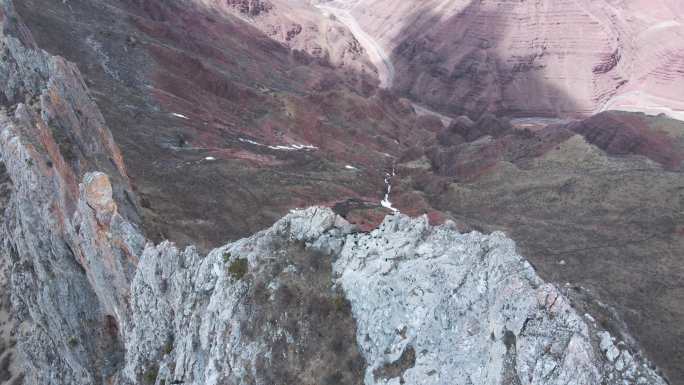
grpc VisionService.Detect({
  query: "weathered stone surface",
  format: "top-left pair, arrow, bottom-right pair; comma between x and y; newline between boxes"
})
122,208 -> 665,385
0,116 -> 143,384
334,214 -> 665,385
0,1 -> 143,383
83,172 -> 116,222
0,162 -> 19,385
125,207 -> 365,385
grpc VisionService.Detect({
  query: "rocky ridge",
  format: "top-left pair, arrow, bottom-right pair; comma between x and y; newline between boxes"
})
94,202 -> 669,385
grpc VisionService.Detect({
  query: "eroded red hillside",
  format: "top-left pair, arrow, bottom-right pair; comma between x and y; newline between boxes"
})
346,0 -> 684,120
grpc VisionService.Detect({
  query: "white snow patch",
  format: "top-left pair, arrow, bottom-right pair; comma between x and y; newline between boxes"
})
380,197 -> 398,213
584,313 -> 596,324
238,138 -> 318,151
238,138 -> 261,146
204,156 -> 216,161
268,144 -> 318,151
345,165 -> 358,170
381,167 -> 399,213
171,113 -> 189,120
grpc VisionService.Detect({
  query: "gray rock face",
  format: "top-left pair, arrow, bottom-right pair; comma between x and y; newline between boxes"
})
334,215 -> 665,385
125,208 -> 364,385
0,1 -> 143,383
123,207 -> 664,385
0,163 -> 20,385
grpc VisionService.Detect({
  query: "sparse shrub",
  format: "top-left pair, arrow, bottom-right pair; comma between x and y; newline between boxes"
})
163,342 -> 173,355
163,334 -> 174,355
67,336 -> 78,348
332,295 -> 347,312
0,351 -> 11,379
503,330 -> 516,350
222,251 -> 231,263
143,366 -> 159,385
228,258 -> 248,280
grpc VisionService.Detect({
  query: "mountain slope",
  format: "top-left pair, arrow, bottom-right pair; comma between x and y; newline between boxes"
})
10,0 -> 432,251
344,0 -> 684,119
0,18 -> 666,379
0,0 -> 683,384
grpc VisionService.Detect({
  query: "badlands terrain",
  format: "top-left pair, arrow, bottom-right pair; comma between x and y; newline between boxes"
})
342,0 -> 684,119
0,0 -> 683,384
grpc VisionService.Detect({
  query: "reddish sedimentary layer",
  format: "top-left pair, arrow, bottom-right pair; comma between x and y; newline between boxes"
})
346,0 -> 684,119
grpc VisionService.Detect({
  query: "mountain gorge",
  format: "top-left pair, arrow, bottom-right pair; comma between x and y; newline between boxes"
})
345,0 -> 684,119
0,0 -> 683,384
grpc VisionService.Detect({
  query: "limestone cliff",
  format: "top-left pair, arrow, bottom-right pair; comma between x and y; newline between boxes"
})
0,0 -> 143,382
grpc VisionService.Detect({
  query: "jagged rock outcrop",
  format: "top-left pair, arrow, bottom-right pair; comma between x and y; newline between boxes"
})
123,207 -> 665,385
124,208 -> 364,385
0,1 -> 143,383
0,163 -> 19,385
334,213 -> 665,385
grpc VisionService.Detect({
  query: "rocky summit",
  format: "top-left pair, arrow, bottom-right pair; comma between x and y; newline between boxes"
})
0,0 -> 682,384
122,206 -> 666,385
